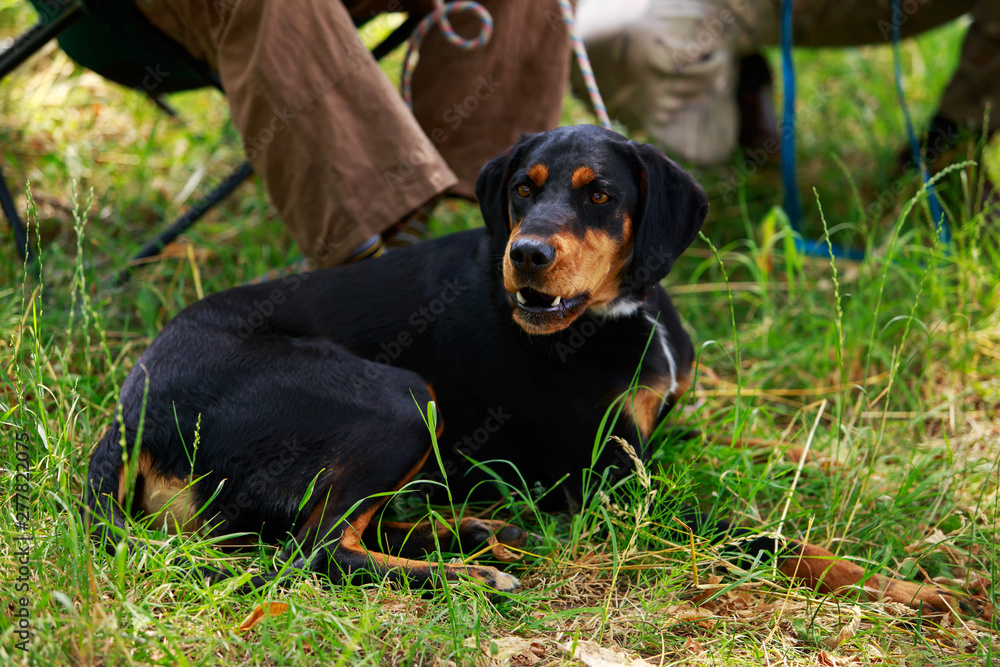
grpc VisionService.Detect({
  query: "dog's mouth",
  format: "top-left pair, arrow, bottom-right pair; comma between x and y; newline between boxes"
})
507,287 -> 589,333
514,287 -> 566,311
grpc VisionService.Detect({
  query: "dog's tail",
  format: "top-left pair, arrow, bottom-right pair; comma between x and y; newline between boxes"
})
83,423 -> 132,556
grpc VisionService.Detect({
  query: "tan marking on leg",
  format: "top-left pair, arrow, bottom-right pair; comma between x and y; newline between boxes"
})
137,451 -> 205,534
343,545 -> 521,592
117,463 -> 128,506
338,503 -> 519,590
625,375 -> 674,440
669,371 -> 692,404
301,443 -> 432,547
338,502 -> 381,548
333,492 -> 521,591
526,164 -> 549,186
571,166 -> 596,188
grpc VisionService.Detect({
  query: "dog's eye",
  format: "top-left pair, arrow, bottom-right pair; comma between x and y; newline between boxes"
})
516,184 -> 531,198
591,192 -> 610,204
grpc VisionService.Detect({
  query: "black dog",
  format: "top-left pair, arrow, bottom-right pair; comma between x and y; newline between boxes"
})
85,125 -> 972,612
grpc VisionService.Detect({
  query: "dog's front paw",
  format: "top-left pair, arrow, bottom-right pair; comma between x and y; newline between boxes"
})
461,518 -> 542,562
494,524 -> 531,549
878,577 -> 989,618
468,565 -> 521,593
911,586 -> 985,618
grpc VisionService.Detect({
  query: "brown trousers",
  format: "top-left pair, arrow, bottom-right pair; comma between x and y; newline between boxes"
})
134,0 -> 570,266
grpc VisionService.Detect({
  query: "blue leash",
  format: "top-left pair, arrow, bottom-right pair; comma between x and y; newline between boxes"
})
891,0 -> 949,244
780,0 -> 801,228
779,0 -> 948,258
780,0 -> 864,258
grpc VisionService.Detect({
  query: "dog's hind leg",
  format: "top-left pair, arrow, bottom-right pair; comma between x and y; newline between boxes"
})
305,446 -> 520,592
83,424 -> 132,556
200,495 -> 520,593
319,500 -> 521,592
362,516 -> 531,559
215,444 -> 521,593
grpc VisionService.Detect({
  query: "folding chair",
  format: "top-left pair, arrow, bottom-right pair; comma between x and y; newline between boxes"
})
0,0 -> 418,281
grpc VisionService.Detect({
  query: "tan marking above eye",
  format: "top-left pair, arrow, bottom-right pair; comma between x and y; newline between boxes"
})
526,164 -> 549,186
571,166 -> 597,188
591,192 -> 609,204
516,184 -> 531,197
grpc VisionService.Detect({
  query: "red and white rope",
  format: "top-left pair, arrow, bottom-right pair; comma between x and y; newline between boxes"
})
401,0 -> 494,106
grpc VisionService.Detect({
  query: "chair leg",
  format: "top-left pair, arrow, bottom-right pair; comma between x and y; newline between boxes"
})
0,163 -> 32,267
110,162 -> 255,287
0,2 -> 85,79
370,14 -> 421,61
1,1 -> 84,274
4,5 -> 414,281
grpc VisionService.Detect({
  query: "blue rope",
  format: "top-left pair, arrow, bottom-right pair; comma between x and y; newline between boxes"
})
780,0 -> 945,260
891,0 -> 950,244
780,0 -> 802,229
781,0 -> 863,260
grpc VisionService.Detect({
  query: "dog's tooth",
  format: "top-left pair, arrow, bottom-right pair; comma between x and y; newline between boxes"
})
551,296 -> 561,307
516,291 -> 527,305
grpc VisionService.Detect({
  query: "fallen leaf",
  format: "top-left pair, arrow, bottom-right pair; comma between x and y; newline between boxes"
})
823,605 -> 861,648
489,535 -> 523,562
157,241 -> 213,261
817,650 -> 861,666
237,602 -> 288,633
464,636 -> 547,666
561,640 -> 653,666
683,637 -> 705,655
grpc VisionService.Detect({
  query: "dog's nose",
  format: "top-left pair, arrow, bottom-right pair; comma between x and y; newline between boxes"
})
509,238 -> 555,273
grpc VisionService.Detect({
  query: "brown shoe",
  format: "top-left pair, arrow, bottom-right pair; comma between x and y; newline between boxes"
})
893,115 -> 986,177
382,198 -> 439,249
737,54 -> 780,161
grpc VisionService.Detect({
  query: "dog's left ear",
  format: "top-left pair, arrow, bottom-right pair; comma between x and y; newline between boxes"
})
627,142 -> 709,285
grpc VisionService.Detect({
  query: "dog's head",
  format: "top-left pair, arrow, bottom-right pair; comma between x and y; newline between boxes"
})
476,125 -> 708,335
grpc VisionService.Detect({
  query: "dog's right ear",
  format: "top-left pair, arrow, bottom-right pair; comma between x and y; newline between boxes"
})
475,147 -> 513,241
476,133 -> 542,242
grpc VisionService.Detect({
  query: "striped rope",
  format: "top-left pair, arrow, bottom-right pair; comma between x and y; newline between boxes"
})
401,0 -> 494,107
557,0 -> 612,130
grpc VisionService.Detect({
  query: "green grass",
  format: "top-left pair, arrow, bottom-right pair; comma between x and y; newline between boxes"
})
2,5 -> 999,665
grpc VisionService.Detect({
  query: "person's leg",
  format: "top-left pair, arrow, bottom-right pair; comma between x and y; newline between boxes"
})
577,0 -> 769,166
135,0 -> 457,267
576,0 -> 977,167
408,0 -> 571,199
783,0 -> 969,47
937,1 -> 1000,135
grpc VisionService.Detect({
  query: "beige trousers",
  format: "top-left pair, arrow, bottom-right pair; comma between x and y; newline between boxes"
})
776,0 -> 1000,131
579,0 -> 999,166
134,0 -> 570,266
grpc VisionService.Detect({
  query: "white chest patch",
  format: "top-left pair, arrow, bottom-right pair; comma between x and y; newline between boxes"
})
589,297 -> 642,320
642,312 -> 678,396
